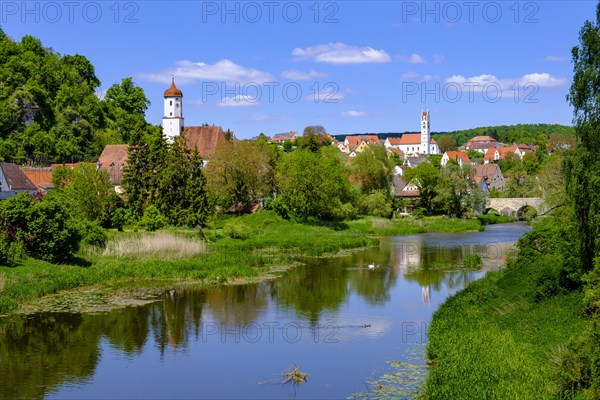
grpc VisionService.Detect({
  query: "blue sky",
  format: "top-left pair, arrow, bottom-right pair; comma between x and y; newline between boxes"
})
1,1 -> 595,138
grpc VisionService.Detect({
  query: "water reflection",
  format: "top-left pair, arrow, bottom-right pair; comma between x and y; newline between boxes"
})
0,223 -> 530,399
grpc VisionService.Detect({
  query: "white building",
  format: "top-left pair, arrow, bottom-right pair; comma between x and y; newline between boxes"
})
162,78 -> 184,142
384,111 -> 439,156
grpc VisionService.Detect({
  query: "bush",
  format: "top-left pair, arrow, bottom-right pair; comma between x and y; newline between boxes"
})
521,206 -> 538,222
359,191 -> 392,217
79,221 -> 108,248
222,220 -> 253,239
140,206 -> 167,232
110,207 -> 127,231
25,195 -> 82,262
413,207 -> 427,219
477,214 -> 515,225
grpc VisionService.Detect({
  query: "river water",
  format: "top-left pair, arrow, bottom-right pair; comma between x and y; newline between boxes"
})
0,223 -> 530,399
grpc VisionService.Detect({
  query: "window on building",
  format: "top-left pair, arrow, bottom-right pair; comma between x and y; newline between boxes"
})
170,112 -> 172,116
169,100 -> 172,106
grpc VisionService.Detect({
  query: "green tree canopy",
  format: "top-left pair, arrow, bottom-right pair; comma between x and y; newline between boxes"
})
403,162 -> 440,215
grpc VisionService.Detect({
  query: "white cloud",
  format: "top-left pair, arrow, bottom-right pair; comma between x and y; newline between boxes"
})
137,59 -> 274,84
545,55 -> 567,62
400,71 -> 419,80
397,53 -> 426,64
218,95 -> 259,107
292,42 -> 391,64
444,72 -> 568,97
341,110 -> 369,118
445,73 -> 567,89
521,73 -> 567,87
281,69 -> 327,80
433,54 -> 445,64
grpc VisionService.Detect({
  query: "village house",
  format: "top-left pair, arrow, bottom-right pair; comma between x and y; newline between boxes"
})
21,167 -> 54,194
473,164 -> 506,191
0,162 -> 38,199
269,131 -> 297,144
392,175 -> 420,199
483,145 -> 525,164
184,126 -> 227,161
342,135 -> 380,157
387,147 -> 405,159
462,135 -> 500,153
404,154 -> 430,168
441,151 -> 471,167
98,144 -> 129,192
473,176 -> 490,194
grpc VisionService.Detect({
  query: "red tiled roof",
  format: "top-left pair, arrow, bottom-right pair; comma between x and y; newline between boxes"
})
396,133 -> 437,145
97,145 -> 129,185
184,126 -> 226,158
21,168 -> 54,190
270,131 -> 297,143
388,147 -> 405,157
99,145 -> 129,167
50,163 -> 79,170
0,163 -> 37,191
467,135 -> 496,144
483,145 -> 518,161
445,151 -> 471,163
397,190 -> 420,198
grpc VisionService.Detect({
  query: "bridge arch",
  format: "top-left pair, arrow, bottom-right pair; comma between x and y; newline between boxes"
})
486,198 -> 545,218
484,207 -> 501,215
517,204 -> 538,221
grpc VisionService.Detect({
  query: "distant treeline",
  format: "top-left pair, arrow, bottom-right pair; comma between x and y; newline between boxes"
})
333,124 -> 575,146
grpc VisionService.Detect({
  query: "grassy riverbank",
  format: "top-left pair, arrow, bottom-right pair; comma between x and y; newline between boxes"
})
345,215 -> 484,236
0,211 -> 496,315
422,216 -> 586,399
0,212 -> 375,315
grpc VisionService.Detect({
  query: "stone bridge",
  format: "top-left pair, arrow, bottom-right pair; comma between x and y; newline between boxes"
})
486,197 -> 545,218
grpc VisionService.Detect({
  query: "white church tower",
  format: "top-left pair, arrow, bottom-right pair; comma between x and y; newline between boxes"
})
162,78 -> 184,142
420,110 -> 430,155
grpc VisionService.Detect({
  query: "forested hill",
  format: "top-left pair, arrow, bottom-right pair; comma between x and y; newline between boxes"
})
0,30 -> 153,164
334,124 -> 574,146
435,124 -> 575,145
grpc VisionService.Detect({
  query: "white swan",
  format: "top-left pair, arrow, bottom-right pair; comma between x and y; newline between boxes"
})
368,263 -> 375,269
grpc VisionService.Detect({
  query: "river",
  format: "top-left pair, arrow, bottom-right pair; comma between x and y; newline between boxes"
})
0,223 -> 530,399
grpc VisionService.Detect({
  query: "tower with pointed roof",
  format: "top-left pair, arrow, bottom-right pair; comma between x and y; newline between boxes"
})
420,110 -> 430,155
162,78 -> 184,142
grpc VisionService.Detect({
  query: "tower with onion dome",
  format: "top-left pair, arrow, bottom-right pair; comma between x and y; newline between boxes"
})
162,78 -> 184,142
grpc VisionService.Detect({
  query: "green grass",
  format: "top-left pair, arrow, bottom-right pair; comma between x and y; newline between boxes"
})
477,214 -> 517,225
422,260 -> 585,399
345,216 -> 484,236
0,211 -> 374,315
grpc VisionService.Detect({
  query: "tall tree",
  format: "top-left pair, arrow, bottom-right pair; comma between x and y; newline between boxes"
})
350,144 -> 394,195
123,128 -> 151,216
403,162 -> 440,215
437,135 -> 458,153
435,165 -> 484,218
276,147 -> 351,221
205,140 -> 272,208
565,3 -> 600,270
154,136 -> 210,227
104,77 -> 150,143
